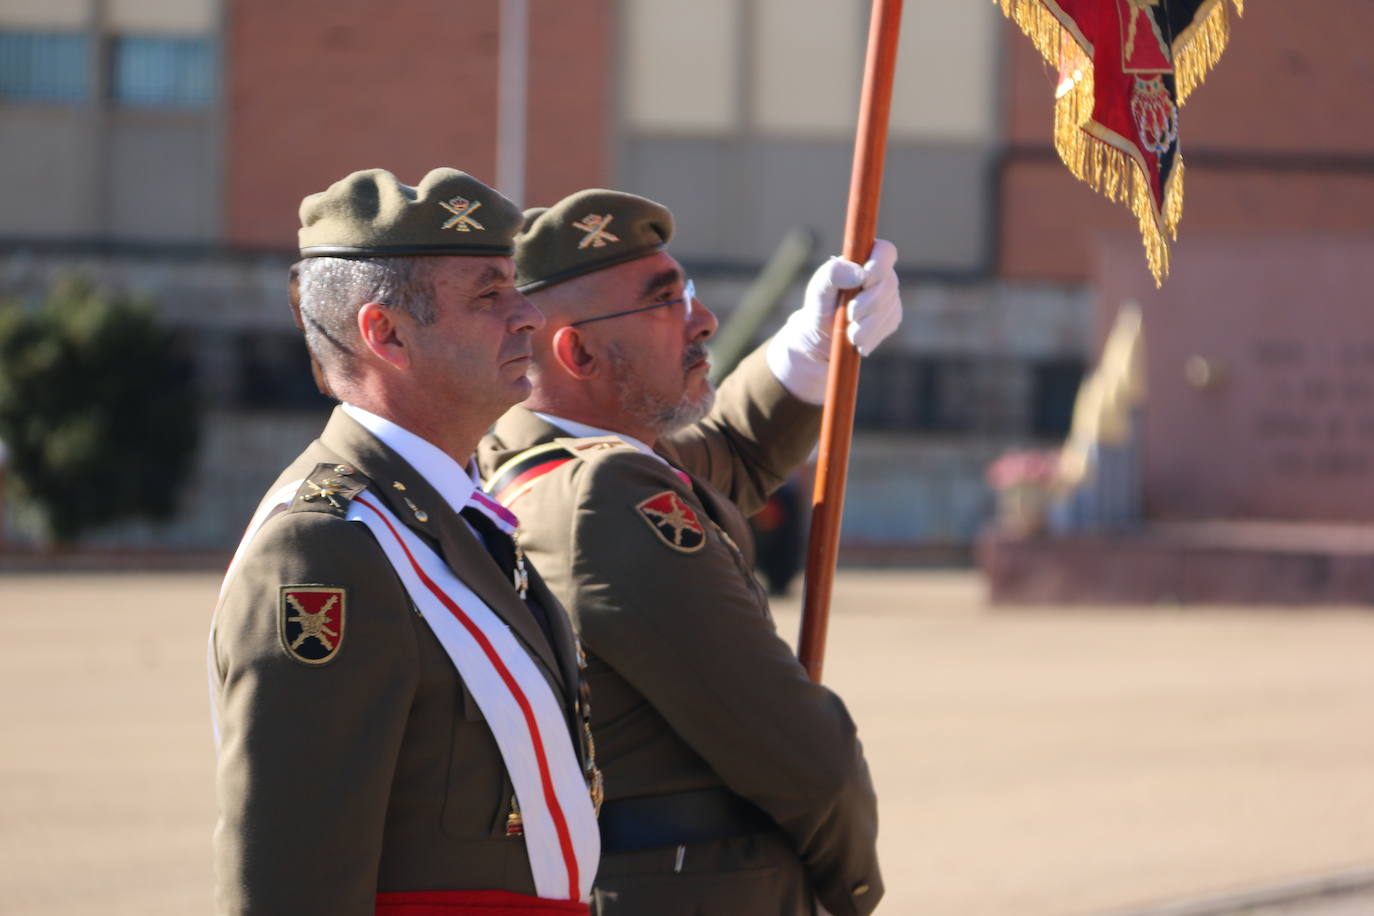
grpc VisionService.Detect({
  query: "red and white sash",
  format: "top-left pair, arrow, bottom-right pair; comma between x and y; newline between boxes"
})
211,482 -> 598,903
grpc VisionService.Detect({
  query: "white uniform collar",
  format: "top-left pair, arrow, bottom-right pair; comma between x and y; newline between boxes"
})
532,411 -> 667,466
341,402 -> 483,519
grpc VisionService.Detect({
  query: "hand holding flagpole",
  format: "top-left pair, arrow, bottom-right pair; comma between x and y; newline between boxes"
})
798,0 -> 904,683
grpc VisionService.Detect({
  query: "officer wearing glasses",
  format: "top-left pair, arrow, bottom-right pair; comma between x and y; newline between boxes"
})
478,189 -> 901,916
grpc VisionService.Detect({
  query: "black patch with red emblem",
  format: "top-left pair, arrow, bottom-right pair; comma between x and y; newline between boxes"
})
635,491 -> 706,553
279,586 -> 347,665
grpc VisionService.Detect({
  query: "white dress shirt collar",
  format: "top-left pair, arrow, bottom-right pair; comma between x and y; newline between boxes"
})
341,402 -> 480,518
531,411 -> 666,465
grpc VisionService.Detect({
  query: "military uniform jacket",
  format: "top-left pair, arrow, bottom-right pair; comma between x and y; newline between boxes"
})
211,408 -> 587,915
479,345 -> 884,916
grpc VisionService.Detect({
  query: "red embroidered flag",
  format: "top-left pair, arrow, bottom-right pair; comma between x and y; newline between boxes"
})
998,0 -> 1244,283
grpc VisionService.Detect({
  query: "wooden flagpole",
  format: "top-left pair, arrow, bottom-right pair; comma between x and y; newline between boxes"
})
798,0 -> 904,683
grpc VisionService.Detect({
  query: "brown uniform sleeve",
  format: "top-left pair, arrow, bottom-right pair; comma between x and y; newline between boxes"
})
567,454 -> 883,916
661,342 -> 822,516
212,511 -> 420,915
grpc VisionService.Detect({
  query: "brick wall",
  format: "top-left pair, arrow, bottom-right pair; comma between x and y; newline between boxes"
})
524,0 -> 612,207
224,0 -> 611,249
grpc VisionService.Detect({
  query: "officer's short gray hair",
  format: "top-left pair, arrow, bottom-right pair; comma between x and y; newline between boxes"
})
296,256 -> 437,382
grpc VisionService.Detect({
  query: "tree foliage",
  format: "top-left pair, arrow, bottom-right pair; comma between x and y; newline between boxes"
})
0,275 -> 200,543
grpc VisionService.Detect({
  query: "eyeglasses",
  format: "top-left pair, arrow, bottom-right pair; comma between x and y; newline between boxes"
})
568,280 -> 695,328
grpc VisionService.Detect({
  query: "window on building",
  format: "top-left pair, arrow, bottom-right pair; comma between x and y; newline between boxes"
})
234,331 -> 332,410
855,353 -> 975,433
111,35 -> 214,107
1029,358 -> 1087,439
753,0 -> 861,135
623,0 -> 739,132
888,0 -> 998,142
0,31 -> 90,103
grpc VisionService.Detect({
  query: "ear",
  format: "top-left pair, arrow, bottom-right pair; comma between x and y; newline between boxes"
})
550,325 -> 599,380
357,302 -> 410,371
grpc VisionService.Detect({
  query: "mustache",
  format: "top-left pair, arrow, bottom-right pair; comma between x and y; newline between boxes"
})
682,342 -> 709,372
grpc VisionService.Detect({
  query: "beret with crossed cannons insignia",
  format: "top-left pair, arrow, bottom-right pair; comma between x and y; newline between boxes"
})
514,189 -> 675,293
298,167 -> 523,259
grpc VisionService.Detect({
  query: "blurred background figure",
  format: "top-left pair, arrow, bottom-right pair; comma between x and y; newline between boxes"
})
1045,302 -> 1146,537
0,433 -> 8,547
750,478 -> 805,595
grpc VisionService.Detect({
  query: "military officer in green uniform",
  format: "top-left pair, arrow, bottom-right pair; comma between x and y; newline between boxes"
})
211,168 -> 601,915
478,190 -> 902,916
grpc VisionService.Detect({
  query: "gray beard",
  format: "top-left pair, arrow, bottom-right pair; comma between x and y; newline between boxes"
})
609,341 -> 716,435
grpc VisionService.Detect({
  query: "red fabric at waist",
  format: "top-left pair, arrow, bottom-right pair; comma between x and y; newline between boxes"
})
376,889 -> 589,915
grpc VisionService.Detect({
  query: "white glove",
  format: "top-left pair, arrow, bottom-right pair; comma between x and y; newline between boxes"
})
767,239 -> 902,405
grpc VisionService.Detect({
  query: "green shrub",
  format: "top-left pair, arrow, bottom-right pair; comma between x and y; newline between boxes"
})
0,275 -> 200,543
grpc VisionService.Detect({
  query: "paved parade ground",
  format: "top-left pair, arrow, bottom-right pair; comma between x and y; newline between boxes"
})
1,568 -> 1372,915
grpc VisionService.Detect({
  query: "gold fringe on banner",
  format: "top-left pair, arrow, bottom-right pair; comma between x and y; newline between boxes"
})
1054,39 -> 1184,282
996,0 -> 1243,284
1176,0 -> 1243,102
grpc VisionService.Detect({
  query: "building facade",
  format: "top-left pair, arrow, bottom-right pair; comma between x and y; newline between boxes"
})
0,0 -> 1365,550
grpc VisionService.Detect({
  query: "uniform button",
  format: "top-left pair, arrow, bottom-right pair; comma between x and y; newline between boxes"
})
334,464 -> 354,475
852,884 -> 871,896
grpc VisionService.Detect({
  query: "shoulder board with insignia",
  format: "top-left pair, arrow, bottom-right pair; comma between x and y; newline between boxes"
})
556,435 -> 637,453
486,436 -> 640,507
291,463 -> 367,517
485,441 -> 577,506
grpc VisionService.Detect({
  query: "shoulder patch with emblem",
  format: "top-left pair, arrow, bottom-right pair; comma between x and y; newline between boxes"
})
635,491 -> 706,553
279,585 -> 346,665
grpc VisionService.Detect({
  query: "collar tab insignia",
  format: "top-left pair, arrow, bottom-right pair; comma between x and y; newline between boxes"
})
402,496 -> 429,523
294,466 -> 366,517
565,436 -> 630,452
572,213 -> 620,249
279,586 -> 347,665
635,490 -> 706,553
440,196 -> 485,232
301,478 -> 348,510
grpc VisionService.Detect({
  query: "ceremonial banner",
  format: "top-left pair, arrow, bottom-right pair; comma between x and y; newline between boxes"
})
998,0 -> 1244,283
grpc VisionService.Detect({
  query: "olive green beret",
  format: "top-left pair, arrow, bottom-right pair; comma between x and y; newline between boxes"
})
514,189 -> 674,292
298,167 -> 522,258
